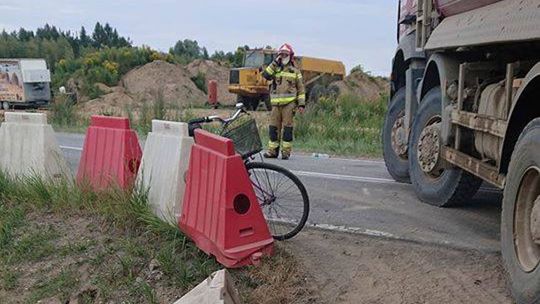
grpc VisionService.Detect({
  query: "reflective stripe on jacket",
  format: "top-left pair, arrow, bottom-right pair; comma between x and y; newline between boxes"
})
263,61 -> 306,106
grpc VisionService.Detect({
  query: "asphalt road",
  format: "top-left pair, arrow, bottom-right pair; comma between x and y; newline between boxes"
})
56,132 -> 503,252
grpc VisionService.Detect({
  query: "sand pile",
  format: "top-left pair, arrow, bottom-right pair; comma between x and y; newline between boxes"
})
78,86 -> 137,116
332,70 -> 389,101
122,60 -> 206,106
186,59 -> 236,105
78,60 -> 208,116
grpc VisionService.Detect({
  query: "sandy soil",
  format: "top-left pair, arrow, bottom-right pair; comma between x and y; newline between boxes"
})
332,71 -> 389,101
286,228 -> 512,304
186,59 -> 237,105
121,60 -> 206,106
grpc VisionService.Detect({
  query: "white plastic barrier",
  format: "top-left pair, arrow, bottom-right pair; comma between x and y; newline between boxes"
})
173,269 -> 242,304
0,112 -> 70,179
137,120 -> 193,223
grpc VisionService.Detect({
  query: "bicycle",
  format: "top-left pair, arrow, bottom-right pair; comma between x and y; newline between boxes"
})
188,103 -> 310,240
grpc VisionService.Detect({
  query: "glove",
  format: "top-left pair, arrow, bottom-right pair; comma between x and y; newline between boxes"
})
274,54 -> 283,66
297,105 -> 305,114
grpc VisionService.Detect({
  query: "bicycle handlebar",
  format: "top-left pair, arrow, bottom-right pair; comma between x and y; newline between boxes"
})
188,103 -> 247,127
188,117 -> 212,124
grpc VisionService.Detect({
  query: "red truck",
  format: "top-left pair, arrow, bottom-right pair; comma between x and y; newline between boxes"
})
383,1 -> 540,302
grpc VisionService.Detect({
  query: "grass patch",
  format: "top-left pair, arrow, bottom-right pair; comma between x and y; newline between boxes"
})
50,95 -> 89,133
1,271 -> 19,290
190,72 -> 207,94
0,171 -> 314,303
28,269 -> 79,303
0,172 -> 220,303
294,94 -> 386,156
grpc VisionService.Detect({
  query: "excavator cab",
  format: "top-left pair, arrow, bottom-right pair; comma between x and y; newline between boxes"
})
228,49 -> 276,110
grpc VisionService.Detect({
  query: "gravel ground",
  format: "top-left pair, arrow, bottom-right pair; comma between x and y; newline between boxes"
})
284,228 -> 513,304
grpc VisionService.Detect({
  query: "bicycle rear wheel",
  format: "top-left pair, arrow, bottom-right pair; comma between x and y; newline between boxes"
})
246,161 -> 309,240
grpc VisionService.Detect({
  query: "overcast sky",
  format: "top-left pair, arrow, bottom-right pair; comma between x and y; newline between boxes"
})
0,0 -> 398,76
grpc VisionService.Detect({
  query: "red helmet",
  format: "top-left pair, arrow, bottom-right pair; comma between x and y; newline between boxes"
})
278,43 -> 295,58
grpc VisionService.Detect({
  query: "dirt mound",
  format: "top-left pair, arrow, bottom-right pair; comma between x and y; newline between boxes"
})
121,60 -> 206,107
78,88 -> 137,117
332,70 -> 389,102
186,59 -> 236,105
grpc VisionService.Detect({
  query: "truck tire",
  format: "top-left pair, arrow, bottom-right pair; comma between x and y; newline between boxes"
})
409,87 -> 481,207
327,84 -> 340,98
308,84 -> 324,103
382,88 -> 410,183
501,118 -> 540,304
250,98 -> 260,110
237,95 -> 256,111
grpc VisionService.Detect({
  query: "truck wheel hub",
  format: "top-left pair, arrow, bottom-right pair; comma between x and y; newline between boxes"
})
417,121 -> 441,175
391,113 -> 408,158
531,195 -> 540,245
515,166 -> 540,272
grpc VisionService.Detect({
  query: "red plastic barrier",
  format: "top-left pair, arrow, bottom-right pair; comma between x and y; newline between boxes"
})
77,115 -> 142,190
180,129 -> 273,268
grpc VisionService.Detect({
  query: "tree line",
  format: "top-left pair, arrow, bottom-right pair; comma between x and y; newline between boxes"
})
0,23 -> 131,72
0,23 -> 260,98
0,23 -> 252,71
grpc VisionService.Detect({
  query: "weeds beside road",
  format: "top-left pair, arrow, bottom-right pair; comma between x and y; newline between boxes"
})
0,172 -> 312,303
295,95 -> 385,157
49,94 -> 387,158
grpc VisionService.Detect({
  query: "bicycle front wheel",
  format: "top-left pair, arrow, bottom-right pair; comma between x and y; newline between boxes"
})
246,162 -> 309,240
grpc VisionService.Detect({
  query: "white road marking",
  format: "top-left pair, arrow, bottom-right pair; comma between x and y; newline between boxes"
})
292,170 -> 398,184
295,154 -> 385,164
314,223 -> 397,238
59,145 -> 83,151
292,170 -> 501,192
268,217 -> 397,239
268,219 -> 491,251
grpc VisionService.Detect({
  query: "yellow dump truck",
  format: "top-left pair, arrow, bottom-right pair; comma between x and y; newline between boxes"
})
228,49 -> 346,110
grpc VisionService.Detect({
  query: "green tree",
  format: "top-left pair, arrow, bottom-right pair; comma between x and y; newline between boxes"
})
79,26 -> 90,47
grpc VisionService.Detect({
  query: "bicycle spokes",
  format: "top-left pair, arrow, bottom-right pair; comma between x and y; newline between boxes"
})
247,162 -> 309,240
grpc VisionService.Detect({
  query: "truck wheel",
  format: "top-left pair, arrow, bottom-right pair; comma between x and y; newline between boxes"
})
501,118 -> 540,304
237,95 -> 254,110
382,88 -> 410,183
308,84 -> 324,103
409,87 -> 481,207
250,98 -> 260,111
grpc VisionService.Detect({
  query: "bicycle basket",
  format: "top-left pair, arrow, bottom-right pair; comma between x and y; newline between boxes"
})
221,115 -> 262,158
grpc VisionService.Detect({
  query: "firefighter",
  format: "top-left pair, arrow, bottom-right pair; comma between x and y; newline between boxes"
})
262,43 -> 306,160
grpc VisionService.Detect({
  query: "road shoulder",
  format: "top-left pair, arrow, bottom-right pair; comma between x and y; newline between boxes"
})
284,228 -> 512,304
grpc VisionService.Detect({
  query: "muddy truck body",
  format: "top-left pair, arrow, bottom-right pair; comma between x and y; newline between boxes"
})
383,1 -> 540,302
228,49 -> 345,110
0,59 -> 51,109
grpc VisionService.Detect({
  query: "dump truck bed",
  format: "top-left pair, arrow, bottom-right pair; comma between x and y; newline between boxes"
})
295,56 -> 346,78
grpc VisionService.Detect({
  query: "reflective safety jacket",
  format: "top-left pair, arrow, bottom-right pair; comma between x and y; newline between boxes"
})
262,61 -> 306,106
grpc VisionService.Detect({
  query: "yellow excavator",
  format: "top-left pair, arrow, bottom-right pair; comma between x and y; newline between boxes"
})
228,49 -> 346,110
